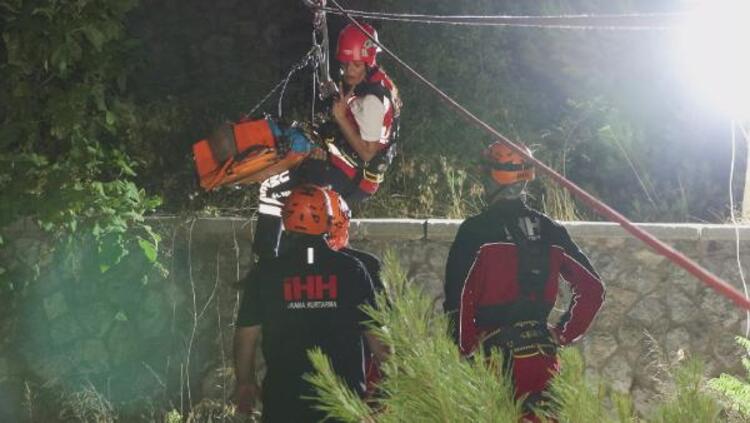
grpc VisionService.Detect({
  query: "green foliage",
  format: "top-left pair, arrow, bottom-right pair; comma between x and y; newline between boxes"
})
651,358 -> 722,423
305,349 -> 374,422
306,250 -> 522,422
708,337 -> 750,419
307,250 -> 747,423
0,0 -> 162,292
545,347 -> 637,423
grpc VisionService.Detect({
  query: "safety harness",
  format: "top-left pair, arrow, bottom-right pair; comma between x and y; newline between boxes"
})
478,216 -> 557,359
321,68 -> 400,193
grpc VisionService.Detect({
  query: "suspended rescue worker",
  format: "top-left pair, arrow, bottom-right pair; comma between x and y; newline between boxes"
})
325,21 -> 401,202
254,21 -> 402,259
444,142 -> 605,421
233,184 -> 388,422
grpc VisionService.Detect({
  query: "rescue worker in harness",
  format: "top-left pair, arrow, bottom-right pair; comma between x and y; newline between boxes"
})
444,142 -> 605,421
252,21 -> 402,260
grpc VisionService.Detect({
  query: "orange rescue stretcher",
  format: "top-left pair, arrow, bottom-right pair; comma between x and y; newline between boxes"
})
192,118 -> 310,191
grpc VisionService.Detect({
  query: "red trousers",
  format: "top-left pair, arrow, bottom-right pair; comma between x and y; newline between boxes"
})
512,353 -> 559,423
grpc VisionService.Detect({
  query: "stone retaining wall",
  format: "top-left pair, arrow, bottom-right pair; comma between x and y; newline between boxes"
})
1,218 -> 749,420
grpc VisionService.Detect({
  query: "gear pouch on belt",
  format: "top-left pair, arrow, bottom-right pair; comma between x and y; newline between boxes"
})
483,321 -> 557,359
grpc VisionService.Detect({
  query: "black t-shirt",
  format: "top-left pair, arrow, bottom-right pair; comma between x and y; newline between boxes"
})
341,247 -> 384,294
237,237 -> 375,423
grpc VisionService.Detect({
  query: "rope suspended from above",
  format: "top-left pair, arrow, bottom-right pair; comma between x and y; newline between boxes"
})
246,47 -> 317,119
319,6 -> 687,30
325,0 -> 750,313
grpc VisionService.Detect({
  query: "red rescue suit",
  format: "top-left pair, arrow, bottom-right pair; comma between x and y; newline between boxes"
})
455,203 -> 605,421
459,243 -> 605,354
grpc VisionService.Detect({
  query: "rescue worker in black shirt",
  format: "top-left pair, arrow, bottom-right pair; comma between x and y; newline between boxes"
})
233,184 -> 388,422
444,142 -> 605,422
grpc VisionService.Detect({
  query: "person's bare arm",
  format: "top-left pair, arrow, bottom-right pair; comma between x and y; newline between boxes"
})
233,325 -> 262,412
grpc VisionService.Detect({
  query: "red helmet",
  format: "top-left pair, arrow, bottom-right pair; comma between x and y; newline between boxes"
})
281,185 -> 332,235
325,189 -> 351,250
336,22 -> 380,67
483,142 -> 535,186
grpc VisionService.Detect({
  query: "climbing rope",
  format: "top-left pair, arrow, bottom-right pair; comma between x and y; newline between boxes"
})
248,1 -> 335,119
245,47 -> 317,119
319,6 -> 685,30
326,0 -> 750,312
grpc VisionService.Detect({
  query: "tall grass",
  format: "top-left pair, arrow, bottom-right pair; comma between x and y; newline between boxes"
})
305,250 -> 522,422
305,250 -> 749,423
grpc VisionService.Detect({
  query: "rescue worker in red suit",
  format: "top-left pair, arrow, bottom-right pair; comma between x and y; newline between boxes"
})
233,184 -> 388,422
254,22 -> 401,260
443,142 -> 605,422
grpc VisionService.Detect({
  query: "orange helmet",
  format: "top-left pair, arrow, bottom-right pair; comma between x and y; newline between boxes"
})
483,142 -> 535,186
336,22 -> 380,67
325,189 -> 351,250
281,185 -> 332,235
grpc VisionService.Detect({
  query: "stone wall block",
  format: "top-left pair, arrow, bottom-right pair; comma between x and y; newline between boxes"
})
78,302 -> 115,337
616,319 -> 650,352
701,225 -> 750,241
627,297 -> 667,330
136,289 -> 170,339
49,314 -> 83,346
701,293 -> 742,330
665,290 -> 697,325
106,321 -> 138,367
710,333 -> 746,368
75,339 -> 110,374
600,352 -> 634,393
37,353 -> 78,382
582,333 -> 619,369
594,286 -> 639,330
351,219 -> 425,241
624,271 -> 660,296
670,268 -> 705,297
632,249 -> 667,268
43,291 -> 68,320
424,219 -> 460,241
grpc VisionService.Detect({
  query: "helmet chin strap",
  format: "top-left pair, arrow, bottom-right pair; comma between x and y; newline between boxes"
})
486,182 -> 528,204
